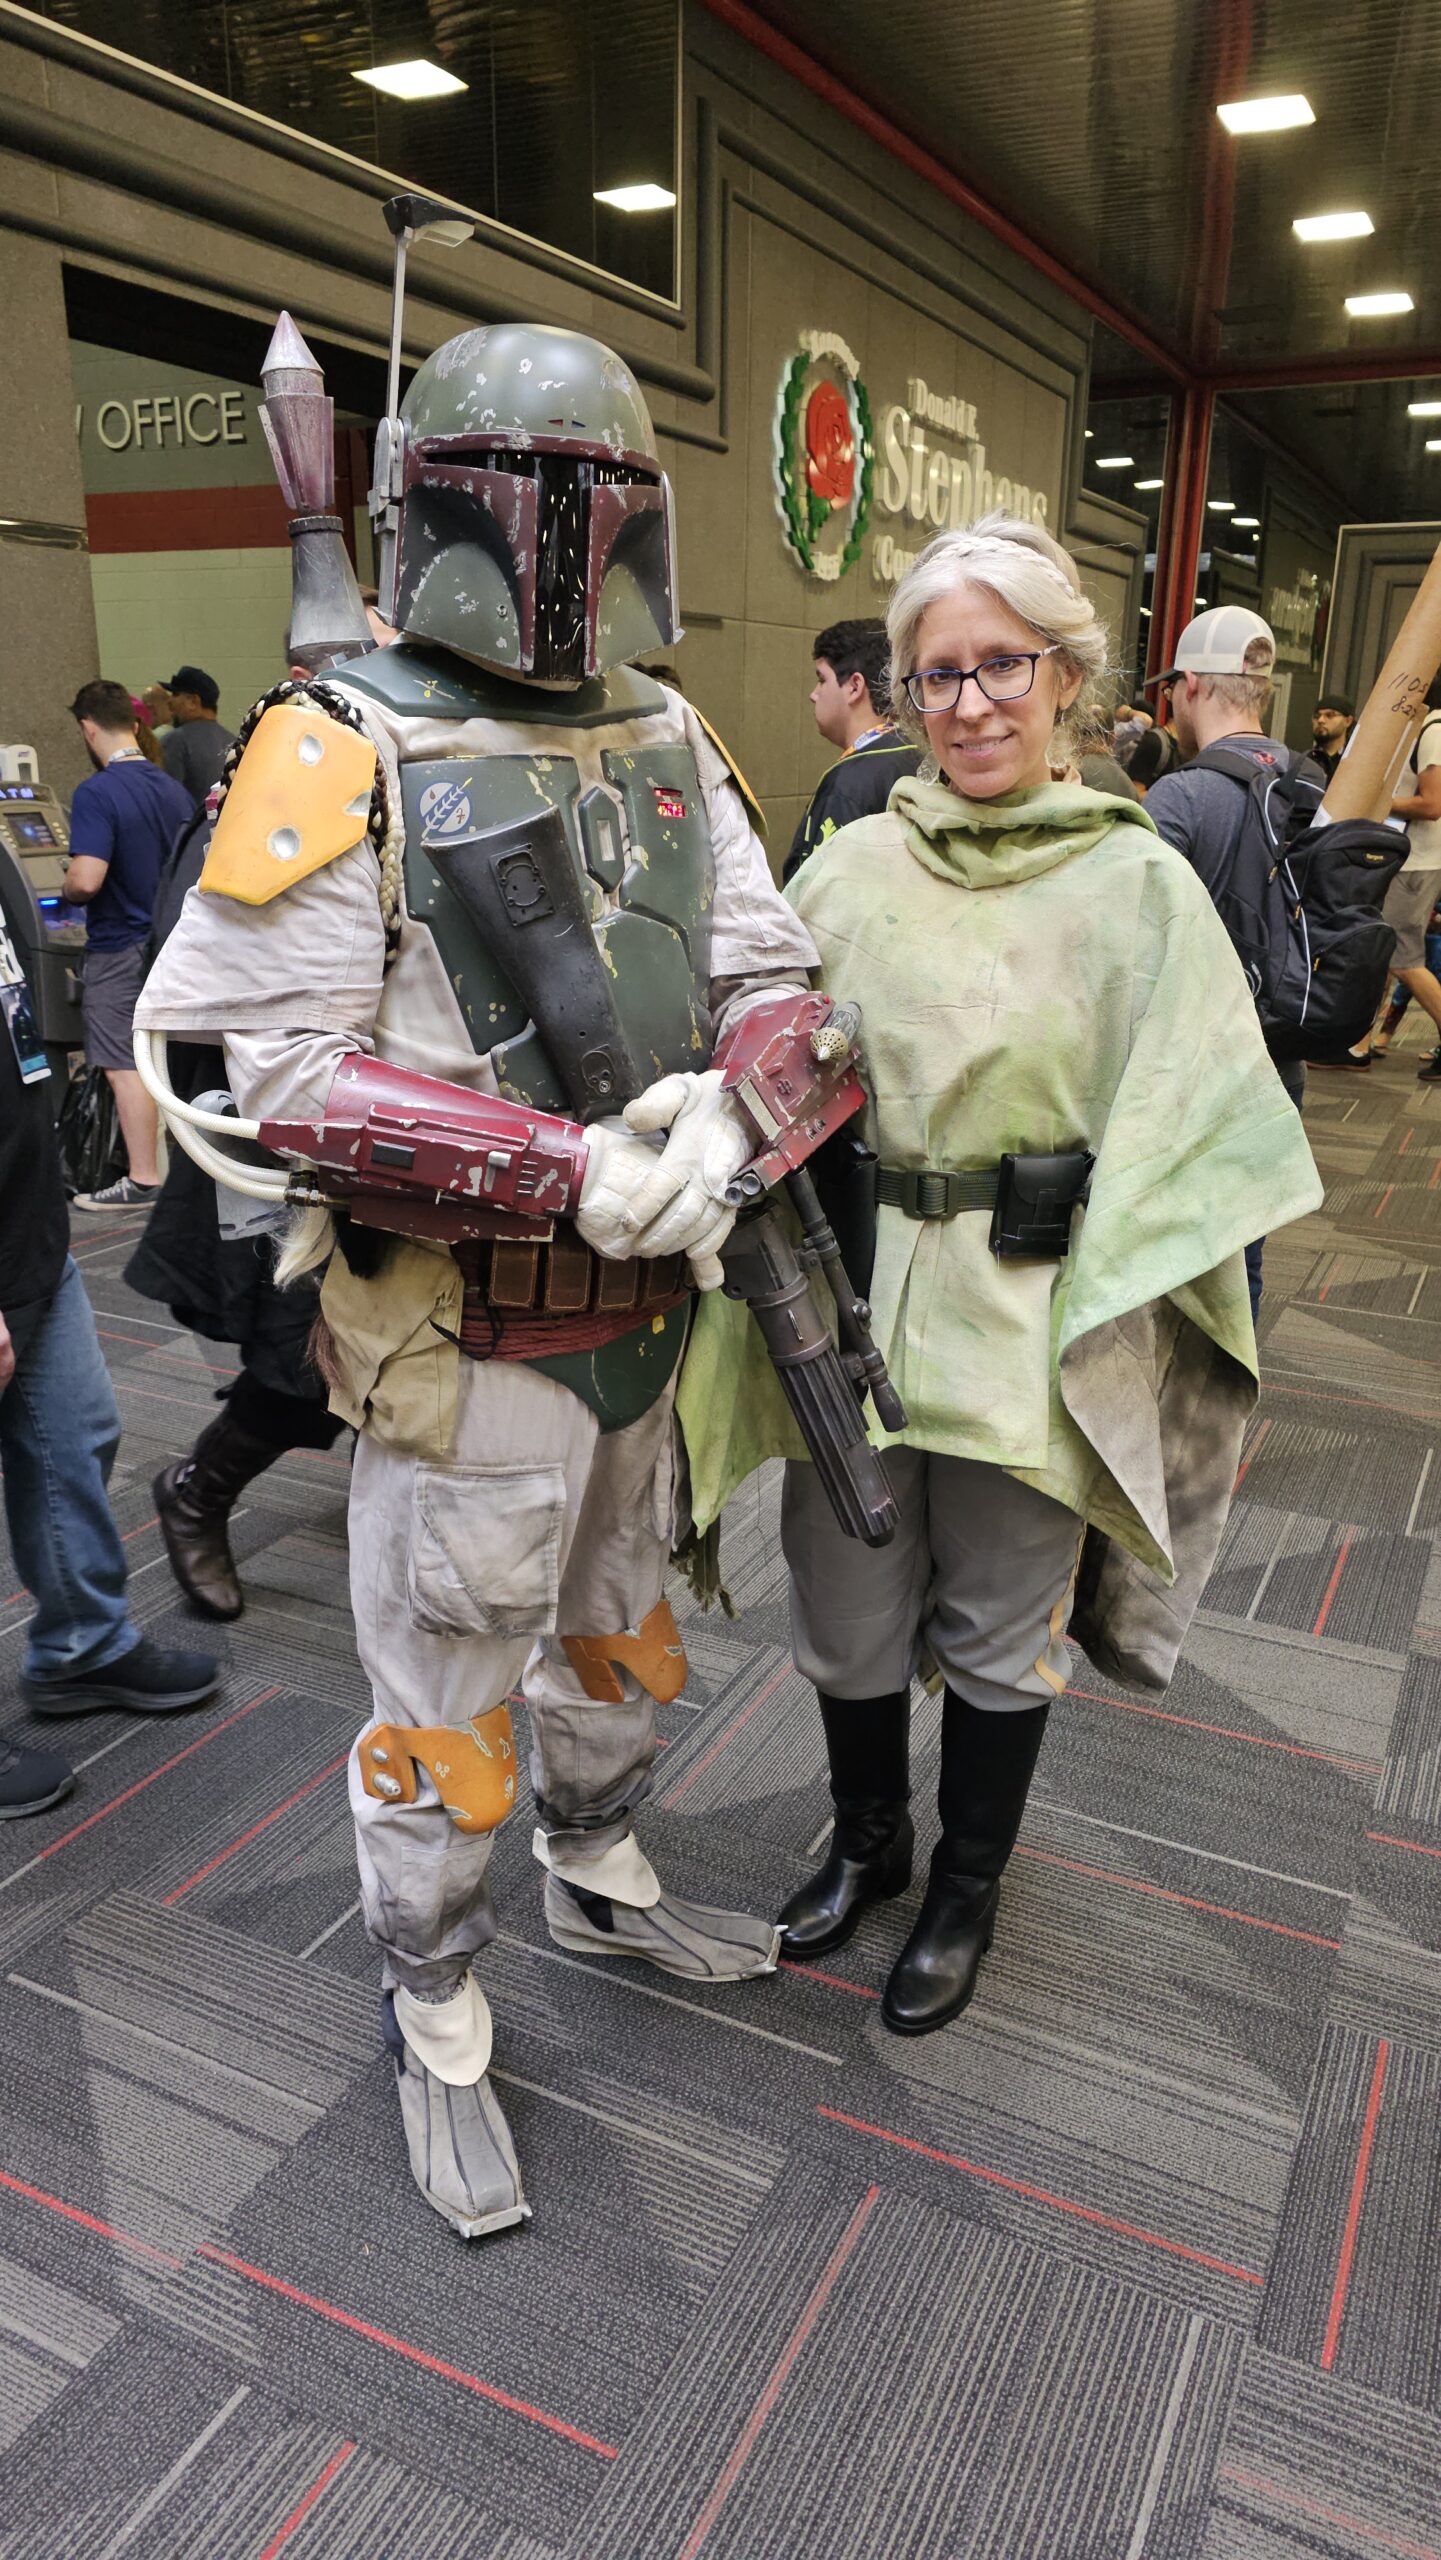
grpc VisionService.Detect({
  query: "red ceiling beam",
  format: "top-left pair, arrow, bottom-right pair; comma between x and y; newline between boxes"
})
693,0 -> 1189,386
1146,384 -> 1215,687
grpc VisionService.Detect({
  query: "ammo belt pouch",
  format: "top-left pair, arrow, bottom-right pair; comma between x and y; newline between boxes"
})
878,1150 -> 1093,1260
450,1231 -> 689,1364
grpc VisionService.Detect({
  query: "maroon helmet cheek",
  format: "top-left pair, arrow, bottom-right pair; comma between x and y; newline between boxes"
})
393,465 -> 539,670
583,483 -> 680,677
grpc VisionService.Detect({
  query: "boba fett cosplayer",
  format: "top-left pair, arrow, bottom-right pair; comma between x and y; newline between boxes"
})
135,203 -> 899,2240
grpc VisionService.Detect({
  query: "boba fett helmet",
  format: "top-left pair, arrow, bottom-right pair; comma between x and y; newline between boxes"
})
382,322 -> 680,683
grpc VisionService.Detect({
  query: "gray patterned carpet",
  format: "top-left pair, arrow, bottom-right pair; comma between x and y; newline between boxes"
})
3,1037 -> 1441,2558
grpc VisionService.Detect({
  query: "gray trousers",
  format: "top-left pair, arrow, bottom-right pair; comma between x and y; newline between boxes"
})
347,1356 -> 676,1996
782,1450 -> 1083,1709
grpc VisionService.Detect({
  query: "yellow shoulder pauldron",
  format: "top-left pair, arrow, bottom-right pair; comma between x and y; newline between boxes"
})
690,705 -> 768,841
199,700 -> 377,906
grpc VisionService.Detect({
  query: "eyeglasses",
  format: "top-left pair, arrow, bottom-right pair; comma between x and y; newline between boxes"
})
903,647 -> 1061,713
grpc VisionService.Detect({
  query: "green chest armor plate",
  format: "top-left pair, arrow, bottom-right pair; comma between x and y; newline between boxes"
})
344,650 -> 715,1427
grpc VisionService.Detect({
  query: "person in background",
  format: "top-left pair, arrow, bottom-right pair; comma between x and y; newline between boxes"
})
0,909 -> 218,1817
140,683 -> 174,735
1310,692 -> 1356,787
1074,705 -> 1139,800
126,801 -> 347,1620
1142,607 -> 1307,1315
64,679 -> 193,1211
160,665 -> 235,806
784,618 -> 921,882
1384,672 -> 1441,1084
130,697 -> 165,767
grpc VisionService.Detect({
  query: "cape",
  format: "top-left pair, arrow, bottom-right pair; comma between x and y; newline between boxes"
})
678,774 -> 1324,1692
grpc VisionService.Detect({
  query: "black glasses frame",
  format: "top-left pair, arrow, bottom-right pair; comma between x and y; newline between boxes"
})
904,646 -> 1061,713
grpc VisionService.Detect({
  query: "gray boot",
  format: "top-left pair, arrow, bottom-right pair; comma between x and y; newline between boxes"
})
381,1991 -> 529,2241
543,1873 -> 780,1980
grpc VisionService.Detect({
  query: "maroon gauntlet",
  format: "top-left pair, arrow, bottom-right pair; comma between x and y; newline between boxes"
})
257,1053 -> 592,1244
713,990 -> 867,1187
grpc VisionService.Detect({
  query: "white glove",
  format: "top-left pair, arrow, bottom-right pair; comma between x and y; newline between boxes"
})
574,1118 -> 674,1262
621,1069 -> 753,1291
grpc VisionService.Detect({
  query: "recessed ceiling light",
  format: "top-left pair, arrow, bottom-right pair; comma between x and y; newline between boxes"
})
1408,400 -> 1441,416
594,183 -> 677,212
1293,210 -> 1373,242
353,59 -> 466,99
1427,439 -> 1441,453
1135,477 -> 1164,491
1217,94 -> 1314,134
1139,605 -> 1151,618
1207,498 -> 1236,511
1093,454 -> 1134,469
1346,291 -> 1414,317
1232,515 -> 1261,527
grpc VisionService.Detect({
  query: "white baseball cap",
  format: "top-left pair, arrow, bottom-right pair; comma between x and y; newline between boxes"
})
1149,604 -> 1276,687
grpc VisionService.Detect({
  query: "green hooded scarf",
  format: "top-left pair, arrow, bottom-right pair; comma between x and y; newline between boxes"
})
678,776 -> 1322,1645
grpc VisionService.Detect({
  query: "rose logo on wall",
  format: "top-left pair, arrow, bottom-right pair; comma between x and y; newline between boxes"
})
774,330 -> 874,582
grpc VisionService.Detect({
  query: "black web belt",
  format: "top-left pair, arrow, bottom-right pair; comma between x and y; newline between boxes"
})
877,1166 -> 1000,1219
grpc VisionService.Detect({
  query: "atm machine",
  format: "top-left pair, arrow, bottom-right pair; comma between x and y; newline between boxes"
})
0,780 -> 85,1079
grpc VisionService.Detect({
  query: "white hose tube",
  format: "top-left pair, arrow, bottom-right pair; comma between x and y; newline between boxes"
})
131,1028 -> 292,1203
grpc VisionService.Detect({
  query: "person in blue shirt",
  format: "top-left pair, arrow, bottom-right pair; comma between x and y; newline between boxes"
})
64,680 -> 194,1209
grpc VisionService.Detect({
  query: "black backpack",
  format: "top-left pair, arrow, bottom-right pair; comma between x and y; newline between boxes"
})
1191,743 -> 1408,1062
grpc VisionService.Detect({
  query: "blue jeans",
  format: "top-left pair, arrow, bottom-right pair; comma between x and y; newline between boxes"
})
1,1257 -> 138,1682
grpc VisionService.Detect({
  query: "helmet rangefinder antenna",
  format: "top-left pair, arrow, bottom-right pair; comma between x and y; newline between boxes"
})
259,312 -> 371,673
373,191 -> 475,619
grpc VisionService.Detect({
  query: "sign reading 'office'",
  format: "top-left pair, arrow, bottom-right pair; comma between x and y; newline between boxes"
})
773,331 -> 1052,586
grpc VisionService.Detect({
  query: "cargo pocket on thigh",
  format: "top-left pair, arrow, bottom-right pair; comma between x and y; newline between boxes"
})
406,1463 -> 567,1638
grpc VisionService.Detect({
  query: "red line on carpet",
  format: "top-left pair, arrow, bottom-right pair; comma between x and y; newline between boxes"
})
1312,1529 -> 1357,1637
1010,1845 -> 1342,1947
197,2246 -> 618,2456
1264,1382 -> 1441,1427
1320,2037 -> 1390,2371
675,2186 -> 880,2560
1220,2466 -> 1439,2559
663,1665 -> 793,1806
1317,1276 -> 1333,1303
817,2108 -> 1265,2284
27,1688 -> 283,1866
1233,1415 -> 1273,1489
1374,1184 -> 1395,1220
1367,1829 -> 1441,1861
1064,1686 -> 1382,1774
163,1755 -> 350,1903
1399,1126 -> 1415,1155
0,2166 -> 183,2266
1430,1155 -> 1441,1191
255,2442 -> 357,2560
3,1512 -> 159,1606
779,1959 -> 880,1999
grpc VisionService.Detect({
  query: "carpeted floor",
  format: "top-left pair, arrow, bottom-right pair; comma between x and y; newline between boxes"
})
3,1036 -> 1441,2558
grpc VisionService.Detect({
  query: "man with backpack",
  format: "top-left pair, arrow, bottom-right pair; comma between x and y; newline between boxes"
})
1143,608 -> 1315,1317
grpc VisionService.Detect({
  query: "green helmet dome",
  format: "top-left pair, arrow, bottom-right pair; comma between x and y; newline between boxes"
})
388,320 -> 679,684
403,323 -> 659,470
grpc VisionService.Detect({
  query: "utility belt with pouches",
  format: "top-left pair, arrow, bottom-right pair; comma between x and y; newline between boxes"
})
877,1149 -> 1094,1259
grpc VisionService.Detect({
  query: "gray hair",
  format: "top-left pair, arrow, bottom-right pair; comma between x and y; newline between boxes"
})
886,512 -> 1110,756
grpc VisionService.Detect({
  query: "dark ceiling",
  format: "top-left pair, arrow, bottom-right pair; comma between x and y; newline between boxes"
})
765,0 -> 1440,387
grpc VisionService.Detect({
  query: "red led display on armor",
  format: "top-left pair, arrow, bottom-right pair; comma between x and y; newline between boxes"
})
652,786 -> 686,820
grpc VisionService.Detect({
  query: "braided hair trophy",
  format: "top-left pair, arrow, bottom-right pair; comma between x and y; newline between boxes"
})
134,201 -> 898,2240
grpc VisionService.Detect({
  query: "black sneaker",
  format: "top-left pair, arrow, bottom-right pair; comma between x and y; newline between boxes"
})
71,1175 -> 159,1213
21,1637 -> 220,1720
0,1733 -> 75,1818
1419,1055 -> 1441,1083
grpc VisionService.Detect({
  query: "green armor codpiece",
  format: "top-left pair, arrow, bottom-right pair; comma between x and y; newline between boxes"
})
341,643 -> 717,1428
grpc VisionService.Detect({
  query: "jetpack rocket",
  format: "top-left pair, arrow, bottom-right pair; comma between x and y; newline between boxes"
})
258,312 -> 372,674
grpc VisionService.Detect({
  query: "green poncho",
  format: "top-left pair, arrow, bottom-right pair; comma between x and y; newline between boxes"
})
679,775 -> 1322,1680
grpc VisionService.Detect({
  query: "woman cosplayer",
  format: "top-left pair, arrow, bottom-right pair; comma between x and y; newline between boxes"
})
679,516 -> 1321,2035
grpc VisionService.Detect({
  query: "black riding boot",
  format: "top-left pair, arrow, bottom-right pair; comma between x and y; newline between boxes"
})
779,1691 -> 912,1957
881,1691 -> 1050,2035
154,1407 -> 281,1620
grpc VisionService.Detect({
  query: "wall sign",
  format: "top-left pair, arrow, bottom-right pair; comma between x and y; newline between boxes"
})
774,336 -> 1053,586
773,331 -> 875,583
